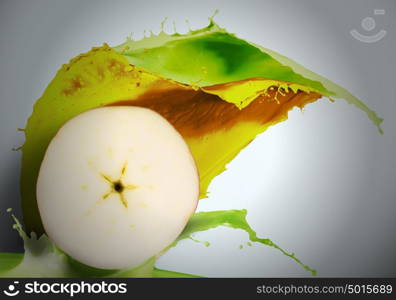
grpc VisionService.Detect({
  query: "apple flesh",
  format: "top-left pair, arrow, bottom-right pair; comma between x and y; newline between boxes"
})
36,106 -> 199,270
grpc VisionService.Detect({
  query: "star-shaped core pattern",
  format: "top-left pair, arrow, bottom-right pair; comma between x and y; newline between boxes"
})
100,163 -> 137,208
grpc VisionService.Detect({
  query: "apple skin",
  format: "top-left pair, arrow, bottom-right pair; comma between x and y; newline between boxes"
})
36,106 -> 199,270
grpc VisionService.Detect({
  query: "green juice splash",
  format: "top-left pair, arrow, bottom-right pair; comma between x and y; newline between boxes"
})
0,209 -> 315,277
0,16 -> 382,277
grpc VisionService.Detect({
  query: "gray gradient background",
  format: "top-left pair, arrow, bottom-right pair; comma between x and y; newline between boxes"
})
0,0 -> 395,277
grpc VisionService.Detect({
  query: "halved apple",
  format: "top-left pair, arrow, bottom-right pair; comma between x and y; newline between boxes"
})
36,106 -> 199,270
